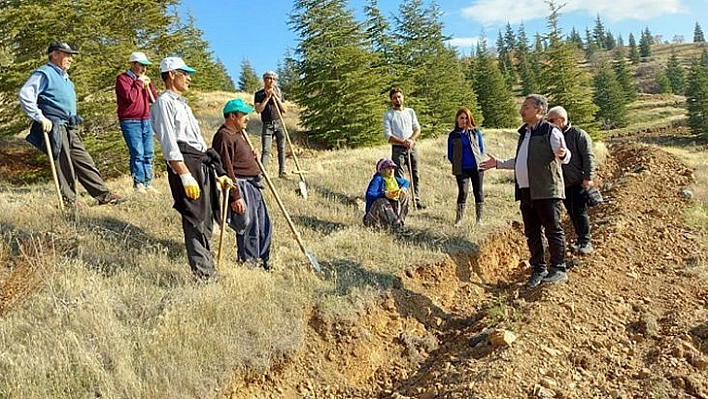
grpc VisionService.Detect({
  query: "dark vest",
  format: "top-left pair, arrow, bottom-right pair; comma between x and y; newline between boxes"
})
450,128 -> 484,175
515,120 -> 565,201
35,64 -> 77,117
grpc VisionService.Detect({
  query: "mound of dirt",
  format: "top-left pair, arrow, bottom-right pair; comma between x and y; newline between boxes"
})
226,141 -> 707,399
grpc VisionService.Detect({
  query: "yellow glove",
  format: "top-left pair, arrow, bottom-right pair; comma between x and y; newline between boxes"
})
138,74 -> 151,88
215,175 -> 233,190
39,117 -> 53,133
179,173 -> 201,200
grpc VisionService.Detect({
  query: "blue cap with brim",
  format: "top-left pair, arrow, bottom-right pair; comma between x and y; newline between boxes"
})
223,98 -> 254,115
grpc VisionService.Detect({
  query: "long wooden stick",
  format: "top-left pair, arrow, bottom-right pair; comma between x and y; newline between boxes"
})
241,129 -> 321,272
217,185 -> 230,268
272,99 -> 308,199
42,127 -> 64,211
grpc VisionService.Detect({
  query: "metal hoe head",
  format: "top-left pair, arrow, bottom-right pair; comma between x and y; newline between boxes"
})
298,180 -> 308,200
305,251 -> 322,273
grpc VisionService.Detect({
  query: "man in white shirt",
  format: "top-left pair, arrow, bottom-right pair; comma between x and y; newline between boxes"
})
383,87 -> 425,209
480,94 -> 571,288
151,56 -> 231,281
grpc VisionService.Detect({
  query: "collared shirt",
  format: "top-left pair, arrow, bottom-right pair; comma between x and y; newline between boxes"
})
497,120 -> 570,188
18,62 -> 69,121
151,90 -> 206,164
383,107 -> 420,142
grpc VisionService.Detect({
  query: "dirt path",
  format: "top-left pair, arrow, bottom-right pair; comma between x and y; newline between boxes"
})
226,140 -> 708,399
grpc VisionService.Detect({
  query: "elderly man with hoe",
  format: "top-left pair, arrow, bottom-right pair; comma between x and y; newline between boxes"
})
115,51 -> 160,194
480,94 -> 571,288
212,98 -> 273,271
546,106 -> 596,255
254,71 -> 288,178
383,87 -> 425,210
151,56 -> 232,282
19,41 -> 126,208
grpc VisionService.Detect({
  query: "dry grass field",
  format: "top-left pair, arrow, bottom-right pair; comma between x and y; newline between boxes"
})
1,92 -> 706,398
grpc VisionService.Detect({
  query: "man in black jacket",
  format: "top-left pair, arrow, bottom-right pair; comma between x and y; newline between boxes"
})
547,106 -> 595,255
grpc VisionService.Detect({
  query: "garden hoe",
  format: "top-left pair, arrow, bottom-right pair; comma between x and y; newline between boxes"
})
241,129 -> 322,273
273,100 -> 309,200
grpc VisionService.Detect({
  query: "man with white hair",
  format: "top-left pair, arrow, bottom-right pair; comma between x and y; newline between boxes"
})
254,71 -> 288,178
546,106 -> 595,255
115,51 -> 159,193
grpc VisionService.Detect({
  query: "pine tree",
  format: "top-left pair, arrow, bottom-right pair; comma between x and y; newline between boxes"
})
665,52 -> 686,95
628,33 -> 640,64
655,69 -> 672,93
592,15 -> 606,49
612,49 -> 636,102
516,24 -> 541,96
473,38 -> 517,128
604,31 -> 616,50
540,1 -> 598,134
686,49 -> 708,135
238,58 -> 260,93
593,62 -> 628,129
276,48 -> 299,101
496,29 -> 517,90
290,0 -> 386,148
694,22 -> 705,43
391,0 -> 481,132
584,27 -> 598,58
616,34 -> 624,47
363,0 -> 395,86
567,27 -> 583,49
639,27 -> 652,58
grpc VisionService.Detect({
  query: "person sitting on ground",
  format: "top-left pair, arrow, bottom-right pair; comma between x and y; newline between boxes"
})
212,98 -> 272,271
447,107 -> 486,227
364,158 -> 410,231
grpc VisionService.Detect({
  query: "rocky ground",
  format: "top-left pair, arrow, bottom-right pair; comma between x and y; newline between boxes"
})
226,137 -> 707,398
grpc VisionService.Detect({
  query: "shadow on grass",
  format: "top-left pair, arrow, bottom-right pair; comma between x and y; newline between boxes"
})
310,184 -> 360,208
75,215 -> 186,284
294,215 -> 348,235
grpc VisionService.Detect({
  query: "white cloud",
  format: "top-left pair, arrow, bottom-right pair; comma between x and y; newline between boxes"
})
461,0 -> 685,25
446,37 -> 480,48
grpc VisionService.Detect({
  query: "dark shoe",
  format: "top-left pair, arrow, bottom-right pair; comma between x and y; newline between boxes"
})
278,172 -> 289,179
577,242 -> 593,255
526,269 -> 548,289
416,200 -> 427,210
98,192 -> 127,205
542,268 -> 569,284
262,259 -> 272,271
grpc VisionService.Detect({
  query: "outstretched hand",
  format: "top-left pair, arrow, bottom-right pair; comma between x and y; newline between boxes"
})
479,155 -> 498,171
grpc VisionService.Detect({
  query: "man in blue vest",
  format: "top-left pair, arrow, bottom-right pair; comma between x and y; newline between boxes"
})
19,41 -> 126,208
480,94 -> 571,288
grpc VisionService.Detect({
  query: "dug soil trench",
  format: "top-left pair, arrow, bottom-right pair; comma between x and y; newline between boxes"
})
226,140 -> 707,399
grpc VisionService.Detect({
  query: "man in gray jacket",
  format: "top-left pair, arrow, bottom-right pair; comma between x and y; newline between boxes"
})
546,106 -> 595,255
480,94 -> 571,288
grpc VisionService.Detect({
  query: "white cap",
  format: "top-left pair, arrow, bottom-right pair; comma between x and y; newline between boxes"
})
129,51 -> 152,65
159,56 -> 196,74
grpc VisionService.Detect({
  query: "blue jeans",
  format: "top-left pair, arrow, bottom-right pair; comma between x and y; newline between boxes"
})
119,119 -> 154,186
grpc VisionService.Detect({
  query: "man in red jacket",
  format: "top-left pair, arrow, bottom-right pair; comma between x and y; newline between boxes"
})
115,51 -> 159,193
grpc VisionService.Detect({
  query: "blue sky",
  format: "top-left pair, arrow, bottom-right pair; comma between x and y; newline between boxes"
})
179,0 -> 707,84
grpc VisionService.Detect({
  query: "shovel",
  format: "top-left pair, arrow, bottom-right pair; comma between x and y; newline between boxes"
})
272,99 -> 309,199
241,129 -> 322,273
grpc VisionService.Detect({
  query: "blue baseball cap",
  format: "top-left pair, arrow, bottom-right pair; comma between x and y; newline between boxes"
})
223,98 -> 254,116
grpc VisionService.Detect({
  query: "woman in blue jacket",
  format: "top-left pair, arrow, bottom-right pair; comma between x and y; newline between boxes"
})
447,107 -> 486,227
364,158 -> 410,231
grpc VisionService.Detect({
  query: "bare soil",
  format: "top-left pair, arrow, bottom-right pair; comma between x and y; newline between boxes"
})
225,137 -> 708,398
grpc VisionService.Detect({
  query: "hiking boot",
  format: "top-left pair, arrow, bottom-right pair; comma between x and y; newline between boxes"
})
278,172 -> 289,179
526,269 -> 548,289
134,183 -> 147,194
98,192 -> 128,205
415,200 -> 427,210
578,242 -> 593,255
454,203 -> 466,227
542,268 -> 569,284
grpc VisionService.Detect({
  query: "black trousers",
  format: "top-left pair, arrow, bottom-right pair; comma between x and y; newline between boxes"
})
455,168 -> 484,205
391,145 -> 420,200
519,189 -> 566,272
563,184 -> 591,246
